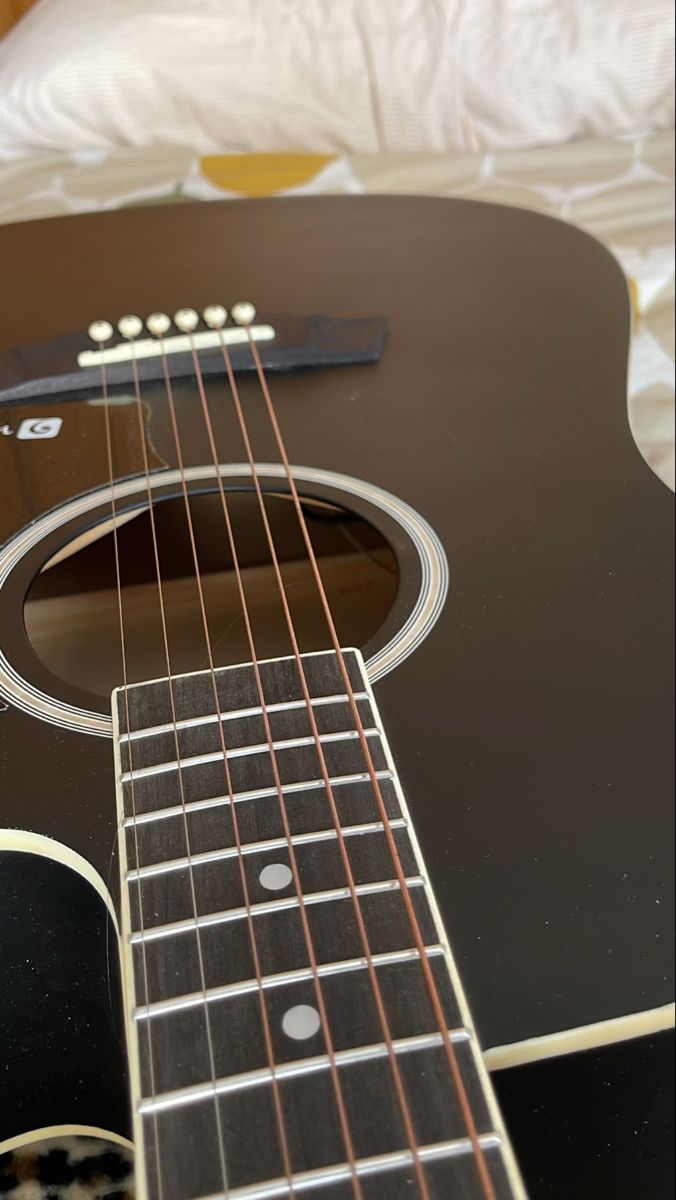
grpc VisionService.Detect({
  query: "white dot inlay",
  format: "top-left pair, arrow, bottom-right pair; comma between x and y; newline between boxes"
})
282,1005 -> 321,1041
259,863 -> 293,892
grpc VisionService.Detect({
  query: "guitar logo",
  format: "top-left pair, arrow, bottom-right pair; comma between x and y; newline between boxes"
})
0,417 -> 63,440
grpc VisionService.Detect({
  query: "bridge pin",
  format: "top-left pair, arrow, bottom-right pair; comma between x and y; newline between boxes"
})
231,301 -> 256,326
174,308 -> 199,333
87,320 -> 113,344
202,304 -> 228,329
117,314 -> 144,340
146,312 -> 171,336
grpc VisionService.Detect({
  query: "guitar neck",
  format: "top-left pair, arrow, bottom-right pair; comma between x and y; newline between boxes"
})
113,649 -> 525,1200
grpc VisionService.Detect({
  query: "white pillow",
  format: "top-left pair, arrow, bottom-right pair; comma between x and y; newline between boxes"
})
461,0 -> 675,150
0,0 -> 673,161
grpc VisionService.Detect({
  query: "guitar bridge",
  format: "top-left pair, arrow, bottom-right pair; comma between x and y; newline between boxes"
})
0,309 -> 388,406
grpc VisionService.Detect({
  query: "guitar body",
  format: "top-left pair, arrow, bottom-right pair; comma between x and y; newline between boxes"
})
0,197 -> 673,1196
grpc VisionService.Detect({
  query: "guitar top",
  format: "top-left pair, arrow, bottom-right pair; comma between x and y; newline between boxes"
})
0,196 -> 673,1197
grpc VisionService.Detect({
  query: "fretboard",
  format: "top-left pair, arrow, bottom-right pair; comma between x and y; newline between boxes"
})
113,650 -> 524,1200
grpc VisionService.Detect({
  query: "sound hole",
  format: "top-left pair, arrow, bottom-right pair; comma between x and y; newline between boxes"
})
24,489 -> 399,698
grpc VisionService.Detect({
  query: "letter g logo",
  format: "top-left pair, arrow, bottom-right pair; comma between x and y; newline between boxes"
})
16,418 -> 63,440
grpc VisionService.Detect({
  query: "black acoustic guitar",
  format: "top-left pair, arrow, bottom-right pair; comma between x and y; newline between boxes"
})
0,197 -> 673,1199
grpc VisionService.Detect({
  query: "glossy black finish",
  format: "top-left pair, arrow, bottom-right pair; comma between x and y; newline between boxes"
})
0,852 -> 130,1144
494,1030 -> 675,1199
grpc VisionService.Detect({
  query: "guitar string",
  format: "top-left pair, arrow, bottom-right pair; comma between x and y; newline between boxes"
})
99,349 -> 166,1200
206,326 -> 433,1200
238,319 -> 498,1200
104,342 -> 232,1197
152,331 -> 364,1200
99,309 -> 493,1199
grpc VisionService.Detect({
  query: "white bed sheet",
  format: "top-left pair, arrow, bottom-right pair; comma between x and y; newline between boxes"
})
0,0 -> 673,159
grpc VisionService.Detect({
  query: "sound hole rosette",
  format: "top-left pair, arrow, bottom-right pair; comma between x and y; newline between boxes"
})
0,464 -> 448,736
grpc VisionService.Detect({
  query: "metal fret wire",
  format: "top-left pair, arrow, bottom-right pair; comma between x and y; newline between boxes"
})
134,945 -> 447,1020
99,349 -> 166,1200
200,1135 -> 503,1200
122,767 -> 394,828
116,344 -> 231,1195
140,1027 -> 473,1112
156,335 -> 365,1198
126,816 -> 408,881
129,876 -> 425,944
119,691 -> 370,743
233,324 -> 498,1200
119,725 -> 380,782
194,330 -> 434,1198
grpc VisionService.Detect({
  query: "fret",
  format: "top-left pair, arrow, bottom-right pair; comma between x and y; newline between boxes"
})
141,1040 -> 499,1200
221,1137 -> 507,1200
120,691 -> 370,743
143,1139 -> 512,1200
117,650 -> 366,734
119,693 -> 375,777
114,649 -> 525,1200
134,945 -> 463,1096
145,1140 -> 514,1200
125,772 -> 402,876
130,876 -> 426,944
128,824 -> 418,930
133,882 -> 440,1008
139,1029 -> 472,1112
123,769 -> 396,834
120,733 -> 390,817
120,726 -> 381,784
135,944 -> 447,1020
126,817 -> 408,882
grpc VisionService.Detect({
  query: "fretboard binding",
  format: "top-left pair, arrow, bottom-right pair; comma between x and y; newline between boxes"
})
121,768 -> 394,828
134,943 -> 446,1019
119,691 -> 370,743
120,726 -> 380,783
181,1135 -> 503,1200
129,875 -> 425,943
138,1028 -> 473,1114
127,817 -> 408,881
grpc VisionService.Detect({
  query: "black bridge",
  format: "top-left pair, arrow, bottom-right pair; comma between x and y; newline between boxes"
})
0,312 -> 388,406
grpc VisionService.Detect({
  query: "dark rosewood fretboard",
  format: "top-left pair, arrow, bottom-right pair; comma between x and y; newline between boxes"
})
114,650 -> 524,1200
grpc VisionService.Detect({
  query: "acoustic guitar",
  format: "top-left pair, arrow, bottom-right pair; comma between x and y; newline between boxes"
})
0,197 -> 673,1199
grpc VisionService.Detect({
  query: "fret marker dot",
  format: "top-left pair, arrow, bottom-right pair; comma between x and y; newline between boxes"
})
282,1005 -> 321,1041
259,863 -> 293,892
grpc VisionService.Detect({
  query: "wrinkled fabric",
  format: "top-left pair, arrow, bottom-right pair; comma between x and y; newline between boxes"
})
0,0 -> 673,160
460,1 -> 676,150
